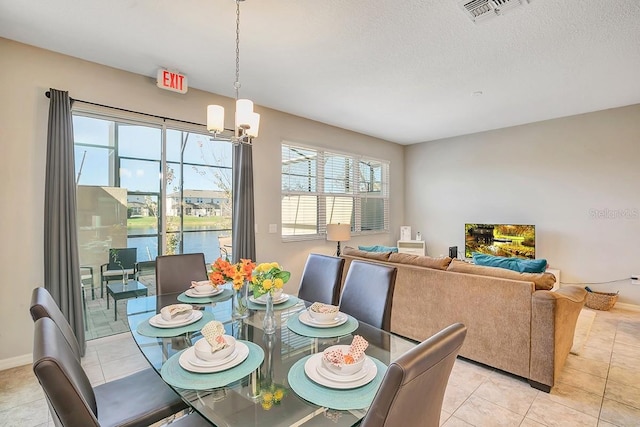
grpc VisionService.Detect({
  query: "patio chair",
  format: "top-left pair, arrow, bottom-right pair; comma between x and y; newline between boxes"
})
100,247 -> 137,298
218,235 -> 232,259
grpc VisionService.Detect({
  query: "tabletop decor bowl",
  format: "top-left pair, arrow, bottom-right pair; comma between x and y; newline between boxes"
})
194,335 -> 236,362
321,345 -> 365,376
308,304 -> 340,323
160,304 -> 193,322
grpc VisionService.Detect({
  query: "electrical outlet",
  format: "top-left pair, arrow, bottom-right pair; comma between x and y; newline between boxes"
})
632,275 -> 639,285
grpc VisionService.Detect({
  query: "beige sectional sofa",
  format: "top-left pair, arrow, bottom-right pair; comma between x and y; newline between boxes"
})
340,247 -> 587,392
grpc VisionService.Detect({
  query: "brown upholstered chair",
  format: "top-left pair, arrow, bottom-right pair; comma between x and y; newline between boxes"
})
156,253 -> 209,295
360,323 -> 467,427
339,260 -> 397,331
32,317 -> 211,427
297,253 -> 345,305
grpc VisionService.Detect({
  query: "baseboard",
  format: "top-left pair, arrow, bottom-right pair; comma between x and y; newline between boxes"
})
615,302 -> 640,312
0,353 -> 32,371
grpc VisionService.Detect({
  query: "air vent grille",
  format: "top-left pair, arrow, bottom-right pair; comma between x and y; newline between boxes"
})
458,0 -> 531,23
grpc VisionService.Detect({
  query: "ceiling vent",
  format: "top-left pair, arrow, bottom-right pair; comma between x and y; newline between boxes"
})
458,0 -> 531,23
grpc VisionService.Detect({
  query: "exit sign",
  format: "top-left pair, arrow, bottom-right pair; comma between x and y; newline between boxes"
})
156,69 -> 188,94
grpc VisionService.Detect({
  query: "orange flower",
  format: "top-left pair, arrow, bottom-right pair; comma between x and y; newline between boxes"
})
208,257 -> 256,290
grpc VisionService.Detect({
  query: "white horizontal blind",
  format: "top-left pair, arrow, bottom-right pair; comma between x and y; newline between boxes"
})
282,142 -> 389,241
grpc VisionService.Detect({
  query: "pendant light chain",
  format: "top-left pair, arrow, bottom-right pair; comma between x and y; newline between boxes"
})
234,0 -> 241,100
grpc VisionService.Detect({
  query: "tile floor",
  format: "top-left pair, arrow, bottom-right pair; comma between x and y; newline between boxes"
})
1,307 -> 638,427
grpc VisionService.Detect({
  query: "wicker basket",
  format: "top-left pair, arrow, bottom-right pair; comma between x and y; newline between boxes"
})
585,291 -> 618,311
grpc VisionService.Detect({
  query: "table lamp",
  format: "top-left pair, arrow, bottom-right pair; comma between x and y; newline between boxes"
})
326,223 -> 351,256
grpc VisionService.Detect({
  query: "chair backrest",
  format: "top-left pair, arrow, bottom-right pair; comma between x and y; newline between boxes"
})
361,323 -> 467,427
30,287 -> 81,360
297,253 -> 345,305
32,317 -> 100,427
156,253 -> 208,295
108,247 -> 137,270
339,260 -> 397,331
218,235 -> 232,259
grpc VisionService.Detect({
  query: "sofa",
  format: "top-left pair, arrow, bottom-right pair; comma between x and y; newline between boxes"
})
340,247 -> 587,392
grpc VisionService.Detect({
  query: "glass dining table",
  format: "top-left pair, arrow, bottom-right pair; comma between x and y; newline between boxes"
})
126,287 -> 416,427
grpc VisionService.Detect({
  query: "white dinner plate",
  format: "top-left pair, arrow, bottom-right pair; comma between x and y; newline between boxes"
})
185,287 -> 224,298
149,310 -> 203,328
316,361 -> 369,383
304,353 -> 377,389
249,294 -> 289,305
179,341 -> 249,373
298,311 -> 348,328
189,348 -> 239,368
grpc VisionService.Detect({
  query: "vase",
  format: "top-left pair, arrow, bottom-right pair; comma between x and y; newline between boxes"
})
122,270 -> 129,285
263,292 -> 276,334
232,282 -> 249,319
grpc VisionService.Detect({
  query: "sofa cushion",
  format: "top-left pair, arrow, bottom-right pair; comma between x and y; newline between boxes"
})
342,246 -> 392,261
388,253 -> 452,271
358,245 -> 399,253
447,259 -> 556,290
473,252 -> 548,273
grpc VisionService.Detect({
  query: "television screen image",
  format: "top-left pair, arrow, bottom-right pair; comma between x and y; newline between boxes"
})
465,224 -> 535,259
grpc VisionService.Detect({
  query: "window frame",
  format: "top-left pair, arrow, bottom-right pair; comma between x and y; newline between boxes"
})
281,141 -> 390,242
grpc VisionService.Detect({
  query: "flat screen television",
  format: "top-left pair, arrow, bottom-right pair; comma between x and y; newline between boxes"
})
465,224 -> 535,259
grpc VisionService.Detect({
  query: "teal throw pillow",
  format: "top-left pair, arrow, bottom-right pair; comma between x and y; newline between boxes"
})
472,252 -> 547,273
358,245 -> 399,253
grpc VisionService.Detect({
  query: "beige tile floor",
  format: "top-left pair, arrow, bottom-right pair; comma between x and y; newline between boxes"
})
1,307 -> 638,427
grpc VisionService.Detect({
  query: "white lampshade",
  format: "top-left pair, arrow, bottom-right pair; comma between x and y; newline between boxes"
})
235,99 -> 254,129
207,105 -> 225,133
326,223 -> 351,242
246,112 -> 260,137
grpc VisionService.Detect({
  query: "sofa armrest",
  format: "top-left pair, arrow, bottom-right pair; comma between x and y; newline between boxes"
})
530,285 -> 587,390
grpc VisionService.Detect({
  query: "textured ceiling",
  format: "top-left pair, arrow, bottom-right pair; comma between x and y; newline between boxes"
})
1,0 -> 639,144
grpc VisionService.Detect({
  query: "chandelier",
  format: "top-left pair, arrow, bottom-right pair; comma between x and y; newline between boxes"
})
207,0 -> 260,143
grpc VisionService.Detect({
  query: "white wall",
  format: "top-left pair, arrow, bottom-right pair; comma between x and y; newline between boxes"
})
0,38 -> 404,365
405,105 -> 640,305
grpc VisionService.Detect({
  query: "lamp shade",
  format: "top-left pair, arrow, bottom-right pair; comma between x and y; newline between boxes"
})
326,224 -> 351,242
207,105 -> 225,133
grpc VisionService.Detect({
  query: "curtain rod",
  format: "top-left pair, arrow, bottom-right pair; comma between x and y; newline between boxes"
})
44,90 -> 206,128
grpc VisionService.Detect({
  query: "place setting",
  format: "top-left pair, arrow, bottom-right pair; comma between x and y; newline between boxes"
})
287,302 -> 359,338
177,280 -> 233,304
136,303 -> 215,338
161,320 -> 264,390
288,336 -> 386,410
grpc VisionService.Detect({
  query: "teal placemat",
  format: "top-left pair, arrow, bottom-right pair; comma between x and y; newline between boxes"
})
287,314 -> 359,338
177,289 -> 233,304
247,295 -> 301,311
136,311 -> 216,338
288,355 -> 387,410
161,341 -> 264,390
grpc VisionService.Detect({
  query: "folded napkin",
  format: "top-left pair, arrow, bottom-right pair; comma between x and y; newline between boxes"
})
160,304 -> 192,319
324,335 -> 369,366
201,321 -> 228,352
190,280 -> 216,288
309,302 -> 339,313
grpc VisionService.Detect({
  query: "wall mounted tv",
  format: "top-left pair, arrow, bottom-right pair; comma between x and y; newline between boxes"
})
465,224 -> 535,259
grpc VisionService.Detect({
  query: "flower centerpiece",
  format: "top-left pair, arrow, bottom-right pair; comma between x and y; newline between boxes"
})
251,262 -> 290,333
250,262 -> 291,299
209,257 -> 255,318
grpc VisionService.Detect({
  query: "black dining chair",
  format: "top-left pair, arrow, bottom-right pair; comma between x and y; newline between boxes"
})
338,260 -> 397,331
297,253 -> 345,305
360,323 -> 467,427
156,253 -> 209,295
32,317 -> 212,427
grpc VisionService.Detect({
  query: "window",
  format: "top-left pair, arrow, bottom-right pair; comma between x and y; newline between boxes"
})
281,142 -> 389,240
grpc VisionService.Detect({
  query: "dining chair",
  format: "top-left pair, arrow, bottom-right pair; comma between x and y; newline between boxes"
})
100,247 -> 138,298
360,323 -> 467,427
30,287 -> 82,359
339,260 -> 397,331
32,317 -> 211,427
156,252 -> 209,295
297,253 -> 345,305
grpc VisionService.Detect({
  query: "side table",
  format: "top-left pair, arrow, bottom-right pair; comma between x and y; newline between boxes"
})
106,280 -> 148,321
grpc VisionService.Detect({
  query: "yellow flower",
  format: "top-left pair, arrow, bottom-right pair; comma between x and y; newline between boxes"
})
274,278 -> 284,289
262,391 -> 273,403
261,401 -> 273,410
273,389 -> 284,401
262,279 -> 273,290
270,262 -> 280,269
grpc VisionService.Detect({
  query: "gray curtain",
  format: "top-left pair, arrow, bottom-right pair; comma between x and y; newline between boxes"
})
232,142 -> 256,262
44,89 -> 85,355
